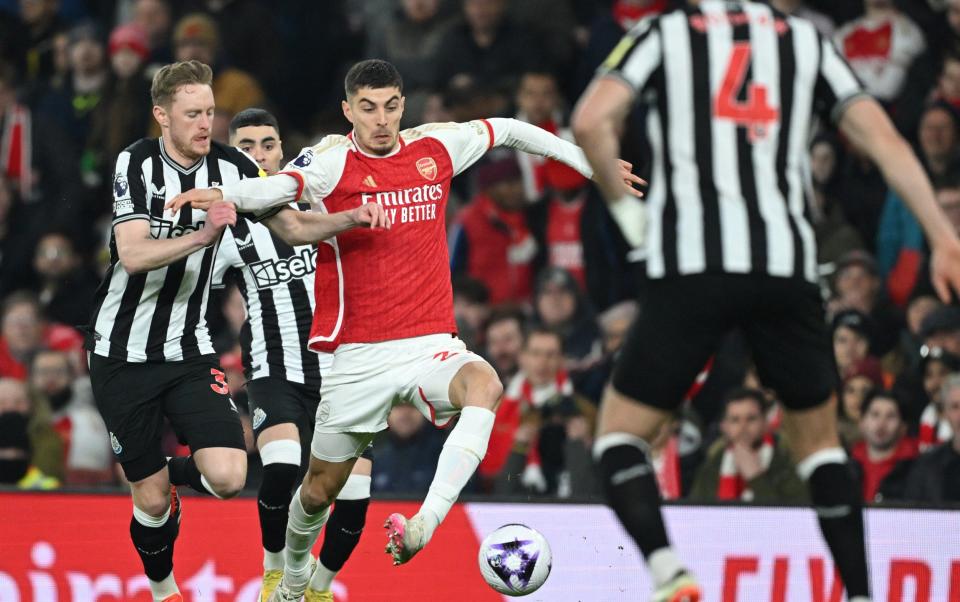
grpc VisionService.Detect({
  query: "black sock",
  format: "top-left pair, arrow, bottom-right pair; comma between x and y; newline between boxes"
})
598,443 -> 670,559
319,497 -> 370,572
129,505 -> 181,582
167,456 -> 208,495
808,462 -> 870,598
258,463 -> 300,553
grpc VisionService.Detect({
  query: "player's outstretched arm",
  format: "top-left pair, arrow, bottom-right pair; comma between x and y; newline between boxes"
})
840,96 -> 960,302
165,173 -> 300,215
116,201 -> 236,274
571,77 -> 647,248
263,202 -> 391,246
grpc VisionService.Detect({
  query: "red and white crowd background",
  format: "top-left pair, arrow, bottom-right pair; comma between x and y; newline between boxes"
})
1,492 -> 957,601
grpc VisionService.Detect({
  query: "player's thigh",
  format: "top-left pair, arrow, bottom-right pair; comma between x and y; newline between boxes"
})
163,357 -> 246,453
247,377 -> 313,443
412,335 -> 491,426
316,349 -> 399,436
745,279 -> 837,411
611,276 -> 731,411
88,354 -> 168,483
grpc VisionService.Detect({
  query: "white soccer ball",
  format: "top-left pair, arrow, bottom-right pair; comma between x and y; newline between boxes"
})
478,523 -> 552,596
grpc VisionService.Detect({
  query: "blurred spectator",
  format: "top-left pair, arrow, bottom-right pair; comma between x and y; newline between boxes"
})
575,299 -> 639,403
452,276 -> 490,351
30,349 -> 113,485
513,70 -> 571,201
213,283 -> 244,353
916,344 -> 960,451
934,51 -> 960,111
532,267 -> 600,371
171,13 -> 266,142
36,21 -> 109,149
851,390 -> 917,502
689,388 -> 807,503
918,304 -> 960,356
450,152 -> 536,304
810,134 -> 863,267
0,376 -> 62,481
19,0 -> 67,84
0,291 -> 84,380
877,102 -> 960,307
528,163 -> 590,290
769,0 -> 834,36
133,0 -> 174,69
0,174 -> 39,296
649,412 -> 704,500
833,0 -> 925,104
0,8 -> 28,79
33,231 -> 97,326
829,250 -> 902,355
904,373 -> 960,502
838,356 -> 885,446
366,0 -> 452,124
371,404 -> 446,494
487,327 -> 596,496
85,22 -> 152,216
831,309 -> 872,380
433,0 -> 540,94
483,305 -> 525,382
0,411 -> 57,488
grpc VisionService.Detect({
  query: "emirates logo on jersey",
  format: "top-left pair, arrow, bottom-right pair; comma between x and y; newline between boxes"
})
416,157 -> 438,181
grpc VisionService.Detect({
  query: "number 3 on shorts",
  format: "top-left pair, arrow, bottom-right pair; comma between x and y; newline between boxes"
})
210,368 -> 229,395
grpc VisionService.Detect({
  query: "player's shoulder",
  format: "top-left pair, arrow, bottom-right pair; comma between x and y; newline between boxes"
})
401,121 -> 486,144
120,138 -> 159,162
287,134 -> 352,171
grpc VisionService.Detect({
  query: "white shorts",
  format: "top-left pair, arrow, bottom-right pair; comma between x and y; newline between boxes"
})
310,334 -> 487,462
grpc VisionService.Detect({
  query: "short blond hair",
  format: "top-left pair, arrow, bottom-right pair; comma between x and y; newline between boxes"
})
151,60 -> 213,107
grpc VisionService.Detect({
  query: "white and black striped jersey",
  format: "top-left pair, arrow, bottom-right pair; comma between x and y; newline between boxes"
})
212,205 -> 323,389
85,138 -> 261,362
600,1 -> 868,282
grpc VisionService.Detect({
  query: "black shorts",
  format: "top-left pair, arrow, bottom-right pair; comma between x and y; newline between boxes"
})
90,353 -> 246,482
612,274 -> 837,412
246,377 -> 320,438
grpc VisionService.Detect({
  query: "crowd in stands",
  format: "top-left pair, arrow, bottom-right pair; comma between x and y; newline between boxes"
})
0,0 -> 959,506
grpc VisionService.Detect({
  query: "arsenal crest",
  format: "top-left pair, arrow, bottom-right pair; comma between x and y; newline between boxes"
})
416,157 -> 438,181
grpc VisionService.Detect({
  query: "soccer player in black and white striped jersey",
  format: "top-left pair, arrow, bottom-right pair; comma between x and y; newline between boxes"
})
219,108 -> 372,602
573,2 -> 960,602
85,62 -> 389,602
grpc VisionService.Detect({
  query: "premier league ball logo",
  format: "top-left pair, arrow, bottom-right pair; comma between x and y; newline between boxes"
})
113,173 -> 129,198
293,149 -> 314,168
478,524 -> 552,596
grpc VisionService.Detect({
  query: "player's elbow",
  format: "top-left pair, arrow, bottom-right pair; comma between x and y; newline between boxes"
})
571,109 -> 601,144
117,250 -> 147,275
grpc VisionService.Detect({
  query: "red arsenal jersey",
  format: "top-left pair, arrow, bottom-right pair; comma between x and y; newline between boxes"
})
280,121 -> 497,352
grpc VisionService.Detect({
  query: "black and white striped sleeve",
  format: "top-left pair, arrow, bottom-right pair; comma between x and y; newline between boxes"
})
596,17 -> 662,94
111,146 -> 148,226
813,32 -> 870,123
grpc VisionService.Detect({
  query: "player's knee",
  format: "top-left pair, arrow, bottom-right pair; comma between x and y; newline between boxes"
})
301,475 -> 337,511
203,466 -> 246,499
470,369 -> 503,411
136,492 -> 173,518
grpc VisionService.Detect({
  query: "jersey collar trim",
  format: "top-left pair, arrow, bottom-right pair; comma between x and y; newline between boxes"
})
347,130 -> 406,158
159,137 -> 206,175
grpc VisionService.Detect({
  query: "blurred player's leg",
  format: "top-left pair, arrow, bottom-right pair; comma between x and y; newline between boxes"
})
386,361 -> 500,565
255,425 -> 302,601
309,456 -> 371,598
784,400 -> 870,602
129,467 -> 183,602
593,387 -> 699,602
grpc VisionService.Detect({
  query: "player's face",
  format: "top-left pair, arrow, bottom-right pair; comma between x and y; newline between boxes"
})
343,87 -> 405,156
861,397 -> 902,451
154,83 -> 215,163
230,125 -> 283,175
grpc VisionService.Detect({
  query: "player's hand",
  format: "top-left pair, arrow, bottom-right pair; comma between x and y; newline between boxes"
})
350,201 -> 391,230
165,187 -> 224,215
617,159 -> 646,198
930,235 -> 960,303
198,201 -> 237,245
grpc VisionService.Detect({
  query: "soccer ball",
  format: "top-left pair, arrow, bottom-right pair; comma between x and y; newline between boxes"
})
477,523 -> 552,596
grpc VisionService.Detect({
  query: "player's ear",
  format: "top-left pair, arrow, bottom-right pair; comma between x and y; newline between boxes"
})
153,105 -> 168,129
342,99 -> 354,125
399,95 -> 406,114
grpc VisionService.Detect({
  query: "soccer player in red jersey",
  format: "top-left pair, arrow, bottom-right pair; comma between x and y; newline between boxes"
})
168,59 -> 641,601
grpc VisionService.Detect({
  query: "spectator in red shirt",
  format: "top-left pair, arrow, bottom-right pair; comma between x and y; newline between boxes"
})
851,390 -> 917,502
839,356 -> 885,446
0,291 -> 83,380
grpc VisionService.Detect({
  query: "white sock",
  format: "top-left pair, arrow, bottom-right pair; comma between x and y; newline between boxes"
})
848,598 -> 872,602
308,559 -> 338,592
420,406 -> 495,540
263,548 -> 284,572
149,572 -> 179,601
284,487 -> 330,589
648,547 -> 684,588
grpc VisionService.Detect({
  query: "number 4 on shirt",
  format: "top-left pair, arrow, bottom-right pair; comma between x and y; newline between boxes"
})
714,42 -> 779,143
